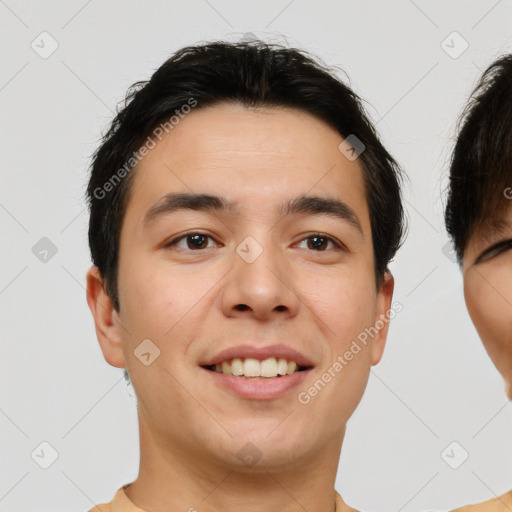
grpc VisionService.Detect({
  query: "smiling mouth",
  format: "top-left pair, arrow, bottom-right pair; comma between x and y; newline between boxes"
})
202,357 -> 311,378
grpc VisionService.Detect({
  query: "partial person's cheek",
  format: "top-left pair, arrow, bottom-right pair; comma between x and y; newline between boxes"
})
464,269 -> 512,399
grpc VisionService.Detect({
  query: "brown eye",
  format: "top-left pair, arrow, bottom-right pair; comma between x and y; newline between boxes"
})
186,234 -> 209,249
297,233 -> 344,252
165,232 -> 216,251
306,235 -> 330,251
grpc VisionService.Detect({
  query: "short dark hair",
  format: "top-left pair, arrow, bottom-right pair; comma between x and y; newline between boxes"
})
445,54 -> 512,264
86,40 -> 405,313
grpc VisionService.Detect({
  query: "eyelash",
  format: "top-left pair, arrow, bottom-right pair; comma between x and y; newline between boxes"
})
164,232 -> 345,252
475,239 -> 512,264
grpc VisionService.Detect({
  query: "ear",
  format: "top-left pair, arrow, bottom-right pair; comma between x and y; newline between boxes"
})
371,271 -> 395,366
85,266 -> 126,368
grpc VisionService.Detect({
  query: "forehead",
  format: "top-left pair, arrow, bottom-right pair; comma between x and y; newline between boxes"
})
123,102 -> 369,228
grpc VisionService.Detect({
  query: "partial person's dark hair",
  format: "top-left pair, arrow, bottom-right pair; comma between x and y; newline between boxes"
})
445,54 -> 512,264
86,39 -> 405,316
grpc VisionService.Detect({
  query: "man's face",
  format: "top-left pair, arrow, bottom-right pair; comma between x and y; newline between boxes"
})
89,103 -> 393,470
463,206 -> 512,400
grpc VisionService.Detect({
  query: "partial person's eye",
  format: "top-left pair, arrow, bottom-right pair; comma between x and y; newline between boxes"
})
164,232 -> 219,251
296,233 -> 346,252
475,238 -> 512,264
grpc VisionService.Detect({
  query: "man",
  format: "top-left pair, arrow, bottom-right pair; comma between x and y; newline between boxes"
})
445,54 -> 512,511
85,40 -> 404,512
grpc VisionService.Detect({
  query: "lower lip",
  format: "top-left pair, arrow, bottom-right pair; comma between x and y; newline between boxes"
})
202,367 -> 312,400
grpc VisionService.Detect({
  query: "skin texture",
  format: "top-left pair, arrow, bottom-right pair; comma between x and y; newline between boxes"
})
86,103 -> 394,512
462,207 -> 512,401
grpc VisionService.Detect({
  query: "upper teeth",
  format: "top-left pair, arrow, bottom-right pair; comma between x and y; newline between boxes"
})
215,358 -> 300,378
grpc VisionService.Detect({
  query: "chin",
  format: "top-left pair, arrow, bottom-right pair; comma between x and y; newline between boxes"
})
213,428 -> 314,471
234,444 -> 311,473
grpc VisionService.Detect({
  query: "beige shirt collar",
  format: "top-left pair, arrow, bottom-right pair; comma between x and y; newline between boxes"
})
93,486 -> 512,512
92,484 -> 359,512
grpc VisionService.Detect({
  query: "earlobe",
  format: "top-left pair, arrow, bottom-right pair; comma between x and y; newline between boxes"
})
371,271 -> 395,366
85,266 -> 126,368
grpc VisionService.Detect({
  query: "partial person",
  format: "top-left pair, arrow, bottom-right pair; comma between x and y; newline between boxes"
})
445,54 -> 512,512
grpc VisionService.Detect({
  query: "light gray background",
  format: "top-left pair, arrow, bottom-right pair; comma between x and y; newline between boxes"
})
1,1 -> 512,511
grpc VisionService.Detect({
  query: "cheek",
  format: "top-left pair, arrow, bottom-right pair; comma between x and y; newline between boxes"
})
301,267 -> 376,351
118,255 -> 214,346
117,259 -> 217,405
464,268 -> 512,379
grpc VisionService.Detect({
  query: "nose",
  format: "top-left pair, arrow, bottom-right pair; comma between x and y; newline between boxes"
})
219,236 -> 301,322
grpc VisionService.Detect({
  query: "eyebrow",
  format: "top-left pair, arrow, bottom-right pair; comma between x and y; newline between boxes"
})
143,192 -> 363,233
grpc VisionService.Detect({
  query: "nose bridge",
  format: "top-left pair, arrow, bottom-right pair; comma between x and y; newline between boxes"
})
221,231 -> 299,319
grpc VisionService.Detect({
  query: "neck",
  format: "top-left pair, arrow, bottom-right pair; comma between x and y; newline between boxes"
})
125,413 -> 345,512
